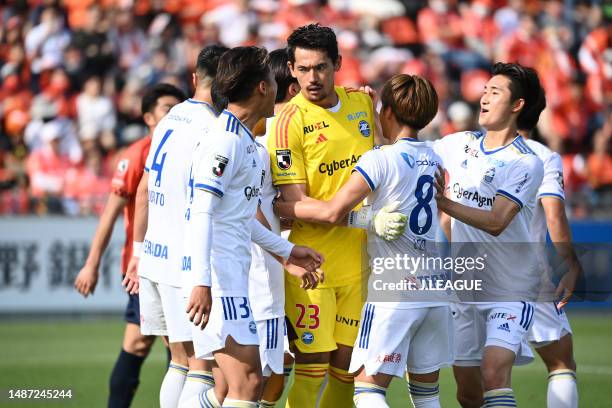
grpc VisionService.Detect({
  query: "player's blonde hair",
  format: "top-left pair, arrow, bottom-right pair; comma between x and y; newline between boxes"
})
380,74 -> 438,130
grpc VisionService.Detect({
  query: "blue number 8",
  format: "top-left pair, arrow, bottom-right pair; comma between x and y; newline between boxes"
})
409,175 -> 434,235
151,129 -> 173,187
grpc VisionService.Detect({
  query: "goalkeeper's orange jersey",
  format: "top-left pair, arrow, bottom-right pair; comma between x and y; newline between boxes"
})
268,86 -> 376,287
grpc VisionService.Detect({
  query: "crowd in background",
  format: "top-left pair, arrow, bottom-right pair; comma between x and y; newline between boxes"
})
0,0 -> 610,217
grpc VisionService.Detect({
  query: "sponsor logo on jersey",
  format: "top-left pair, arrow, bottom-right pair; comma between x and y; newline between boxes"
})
483,167 -> 496,183
182,256 -> 191,271
301,332 -> 314,345
276,149 -> 292,170
464,144 -> 480,158
212,155 -> 229,177
148,190 -> 165,206
319,154 -> 361,176
358,120 -> 371,137
506,314 -> 517,321
143,239 -> 168,259
497,322 -> 511,332
375,352 -> 402,363
244,185 -> 261,201
249,321 -> 257,334
336,315 -> 359,327
303,121 -> 329,134
556,171 -> 564,188
515,173 -> 529,193
347,111 -> 367,121
117,159 -> 129,175
401,153 -> 439,169
316,134 -> 328,144
452,183 -> 495,208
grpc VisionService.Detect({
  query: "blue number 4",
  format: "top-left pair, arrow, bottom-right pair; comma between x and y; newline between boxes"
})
151,129 -> 173,187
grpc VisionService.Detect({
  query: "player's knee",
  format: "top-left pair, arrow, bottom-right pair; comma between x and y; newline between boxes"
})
481,363 -> 510,390
124,334 -> 155,357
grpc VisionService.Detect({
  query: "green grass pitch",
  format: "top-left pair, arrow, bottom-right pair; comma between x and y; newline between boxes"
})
1,312 -> 610,407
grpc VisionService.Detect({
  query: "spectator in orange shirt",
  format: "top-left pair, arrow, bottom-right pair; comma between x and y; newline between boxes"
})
587,119 -> 612,191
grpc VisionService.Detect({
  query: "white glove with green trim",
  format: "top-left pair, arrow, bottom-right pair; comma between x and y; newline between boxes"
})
348,201 -> 407,241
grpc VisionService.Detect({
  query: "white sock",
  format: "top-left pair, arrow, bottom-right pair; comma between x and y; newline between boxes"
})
221,398 -> 257,407
408,380 -> 441,408
354,382 -> 389,408
483,388 -> 516,407
179,388 -> 220,408
160,362 -> 188,408
178,370 -> 215,407
547,369 -> 578,408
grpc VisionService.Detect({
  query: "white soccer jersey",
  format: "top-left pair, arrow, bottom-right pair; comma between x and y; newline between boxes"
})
524,139 -> 565,243
248,124 -> 285,320
139,99 -> 217,287
187,110 -> 264,297
354,138 -> 448,308
434,131 -> 544,300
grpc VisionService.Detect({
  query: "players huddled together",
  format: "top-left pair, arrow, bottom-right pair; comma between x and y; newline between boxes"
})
76,23 -> 582,408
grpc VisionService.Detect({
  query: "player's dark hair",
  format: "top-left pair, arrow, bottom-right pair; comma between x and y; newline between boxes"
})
269,48 -> 298,103
380,74 -> 438,130
213,46 -> 270,103
491,62 -> 546,131
141,83 -> 186,114
196,44 -> 229,80
287,24 -> 339,64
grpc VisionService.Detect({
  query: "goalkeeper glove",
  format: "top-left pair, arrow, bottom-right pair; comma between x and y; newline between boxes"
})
348,201 -> 407,240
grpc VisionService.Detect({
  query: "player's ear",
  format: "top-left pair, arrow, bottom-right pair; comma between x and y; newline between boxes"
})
143,112 -> 156,128
334,55 -> 342,72
257,80 -> 267,96
511,98 -> 525,114
288,82 -> 300,97
288,61 -> 297,78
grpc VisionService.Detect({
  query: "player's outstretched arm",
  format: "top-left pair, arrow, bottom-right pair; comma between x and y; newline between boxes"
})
541,196 -> 582,308
122,172 -> 150,295
434,166 -> 520,237
275,174 -> 406,240
75,192 -> 126,297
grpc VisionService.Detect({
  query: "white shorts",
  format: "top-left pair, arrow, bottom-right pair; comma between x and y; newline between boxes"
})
257,317 -> 285,376
452,302 -> 534,367
192,296 -> 259,360
349,304 -> 454,377
139,276 -> 191,343
528,302 -> 572,347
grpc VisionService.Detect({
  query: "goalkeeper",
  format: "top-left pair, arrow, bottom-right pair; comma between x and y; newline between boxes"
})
268,23 -> 405,407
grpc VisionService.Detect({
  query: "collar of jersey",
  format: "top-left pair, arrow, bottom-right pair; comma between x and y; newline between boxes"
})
397,137 -> 421,143
479,132 -> 521,155
222,109 -> 255,141
187,98 -> 217,115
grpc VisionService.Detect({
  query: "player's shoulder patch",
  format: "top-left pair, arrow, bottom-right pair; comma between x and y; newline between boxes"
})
116,158 -> 129,175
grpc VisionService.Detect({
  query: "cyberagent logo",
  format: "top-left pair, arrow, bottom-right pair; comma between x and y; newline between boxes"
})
212,155 -> 229,177
276,149 -> 292,170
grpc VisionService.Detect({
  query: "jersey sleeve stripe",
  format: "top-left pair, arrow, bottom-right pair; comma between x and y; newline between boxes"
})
353,166 -> 376,191
275,105 -> 291,148
538,192 -> 564,200
281,105 -> 298,148
144,166 -> 150,172
194,183 -> 224,197
496,189 -> 523,209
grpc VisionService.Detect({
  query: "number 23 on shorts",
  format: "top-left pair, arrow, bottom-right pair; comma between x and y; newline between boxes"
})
295,303 -> 320,329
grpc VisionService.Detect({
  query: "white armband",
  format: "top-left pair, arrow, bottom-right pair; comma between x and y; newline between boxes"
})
347,205 -> 372,230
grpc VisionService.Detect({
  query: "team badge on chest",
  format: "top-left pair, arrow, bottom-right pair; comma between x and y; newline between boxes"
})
276,149 -> 292,170
212,155 -> 229,177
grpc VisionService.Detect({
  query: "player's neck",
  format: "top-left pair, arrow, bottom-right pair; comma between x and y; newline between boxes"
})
483,126 -> 519,149
227,103 -> 263,134
192,87 -> 212,105
274,102 -> 288,115
391,125 -> 418,143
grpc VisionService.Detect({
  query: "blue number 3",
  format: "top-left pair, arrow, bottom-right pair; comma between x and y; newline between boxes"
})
151,129 -> 173,187
409,175 -> 434,235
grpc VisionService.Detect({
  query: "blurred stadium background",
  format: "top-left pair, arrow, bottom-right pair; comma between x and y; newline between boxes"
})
0,0 -> 610,406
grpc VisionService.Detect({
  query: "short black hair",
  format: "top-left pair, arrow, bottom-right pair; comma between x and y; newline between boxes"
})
141,83 -> 186,115
269,48 -> 298,103
213,46 -> 270,103
196,44 -> 229,80
287,24 -> 339,64
491,62 -> 546,131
